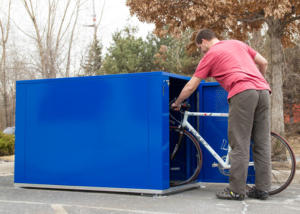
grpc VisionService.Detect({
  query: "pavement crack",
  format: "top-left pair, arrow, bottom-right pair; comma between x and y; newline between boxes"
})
241,201 -> 249,214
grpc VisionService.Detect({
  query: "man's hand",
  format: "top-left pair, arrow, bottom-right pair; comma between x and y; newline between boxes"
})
171,101 -> 181,111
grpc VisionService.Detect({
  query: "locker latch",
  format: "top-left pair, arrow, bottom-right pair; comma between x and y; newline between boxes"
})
164,80 -> 170,87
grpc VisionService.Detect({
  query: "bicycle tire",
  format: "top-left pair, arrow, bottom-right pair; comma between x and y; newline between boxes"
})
246,132 -> 296,195
169,126 -> 202,187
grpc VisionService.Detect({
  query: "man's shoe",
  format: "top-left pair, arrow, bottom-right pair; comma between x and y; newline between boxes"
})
215,187 -> 245,200
246,187 -> 269,200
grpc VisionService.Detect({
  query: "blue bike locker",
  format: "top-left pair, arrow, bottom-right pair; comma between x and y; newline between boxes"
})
15,72 -> 199,193
15,72 -> 253,194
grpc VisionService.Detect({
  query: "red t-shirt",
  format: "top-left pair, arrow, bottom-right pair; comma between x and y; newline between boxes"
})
194,40 -> 271,99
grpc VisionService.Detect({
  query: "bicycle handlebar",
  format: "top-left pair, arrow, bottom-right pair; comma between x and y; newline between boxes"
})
169,102 -> 191,111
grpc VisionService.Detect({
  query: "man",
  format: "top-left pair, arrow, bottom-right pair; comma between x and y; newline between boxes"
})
171,29 -> 271,200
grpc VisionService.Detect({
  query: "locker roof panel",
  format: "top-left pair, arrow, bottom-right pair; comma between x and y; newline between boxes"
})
16,72 -> 191,85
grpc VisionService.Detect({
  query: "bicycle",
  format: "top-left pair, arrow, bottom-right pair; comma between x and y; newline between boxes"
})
169,101 -> 296,195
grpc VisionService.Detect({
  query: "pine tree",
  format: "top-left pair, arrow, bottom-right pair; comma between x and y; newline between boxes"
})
81,39 -> 103,76
102,26 -> 147,74
102,25 -> 199,75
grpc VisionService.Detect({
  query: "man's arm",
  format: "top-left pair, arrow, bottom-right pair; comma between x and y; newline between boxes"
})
254,52 -> 268,76
171,76 -> 202,110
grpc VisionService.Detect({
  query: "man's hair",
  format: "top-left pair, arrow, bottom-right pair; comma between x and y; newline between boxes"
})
195,29 -> 217,44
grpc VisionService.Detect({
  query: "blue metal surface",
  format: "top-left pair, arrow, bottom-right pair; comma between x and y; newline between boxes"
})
148,76 -> 169,190
17,76 -> 150,188
198,82 -> 255,184
15,72 -> 192,190
198,82 -> 229,183
14,84 -> 26,183
16,72 -> 191,85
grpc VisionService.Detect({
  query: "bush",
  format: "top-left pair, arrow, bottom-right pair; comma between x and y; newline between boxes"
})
0,132 -> 15,156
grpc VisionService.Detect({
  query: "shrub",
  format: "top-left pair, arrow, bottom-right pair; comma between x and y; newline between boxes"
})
0,132 -> 15,156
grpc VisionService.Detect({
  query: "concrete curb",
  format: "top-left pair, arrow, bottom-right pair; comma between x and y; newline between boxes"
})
0,162 -> 14,176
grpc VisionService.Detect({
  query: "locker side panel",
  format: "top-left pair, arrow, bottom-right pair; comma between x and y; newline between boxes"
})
14,83 -> 26,183
22,76 -> 149,189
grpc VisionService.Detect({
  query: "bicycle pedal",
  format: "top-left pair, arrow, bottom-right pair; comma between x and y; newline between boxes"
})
212,163 -> 218,167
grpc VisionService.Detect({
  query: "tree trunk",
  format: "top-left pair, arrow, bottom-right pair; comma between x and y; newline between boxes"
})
0,0 -> 11,128
267,20 -> 285,137
267,19 -> 286,160
2,44 -> 9,127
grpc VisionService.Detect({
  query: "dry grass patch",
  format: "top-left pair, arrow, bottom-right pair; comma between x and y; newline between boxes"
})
0,155 -> 14,162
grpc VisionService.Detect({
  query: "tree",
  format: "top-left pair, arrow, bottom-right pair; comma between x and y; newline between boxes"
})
102,26 -> 149,74
20,0 -> 81,79
80,0 -> 105,76
282,39 -> 300,103
0,0 -> 11,127
102,25 -> 199,75
282,36 -> 300,124
140,32 -> 165,72
6,41 -> 32,128
65,0 -> 80,77
81,38 -> 103,76
153,29 -> 200,76
127,0 -> 300,136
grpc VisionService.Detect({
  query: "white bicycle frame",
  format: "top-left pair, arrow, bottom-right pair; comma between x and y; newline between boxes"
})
181,111 -> 254,169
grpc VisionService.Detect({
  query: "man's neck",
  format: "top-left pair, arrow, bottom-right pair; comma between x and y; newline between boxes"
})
208,38 -> 220,48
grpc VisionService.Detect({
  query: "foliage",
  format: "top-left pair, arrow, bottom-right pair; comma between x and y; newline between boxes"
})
127,0 -> 300,50
127,0 -> 300,136
0,132 -> 14,156
102,25 -> 200,75
101,26 -> 149,74
153,28 -> 200,76
81,39 -> 103,76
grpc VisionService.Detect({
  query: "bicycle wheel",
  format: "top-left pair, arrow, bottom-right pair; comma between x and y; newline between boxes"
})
246,132 -> 296,195
169,126 -> 202,187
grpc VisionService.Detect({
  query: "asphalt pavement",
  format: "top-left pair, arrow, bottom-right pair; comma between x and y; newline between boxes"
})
1,162 -> 300,214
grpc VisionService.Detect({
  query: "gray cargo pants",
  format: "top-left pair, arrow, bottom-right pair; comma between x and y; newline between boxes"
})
227,89 -> 271,195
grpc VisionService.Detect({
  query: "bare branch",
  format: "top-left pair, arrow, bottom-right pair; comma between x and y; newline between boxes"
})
21,0 -> 46,78
55,0 -> 72,50
4,0 -> 11,43
57,3 -> 76,44
66,0 -> 80,77
284,16 -> 300,25
50,0 -> 58,36
8,18 -> 37,40
237,17 -> 263,23
96,0 -> 105,29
